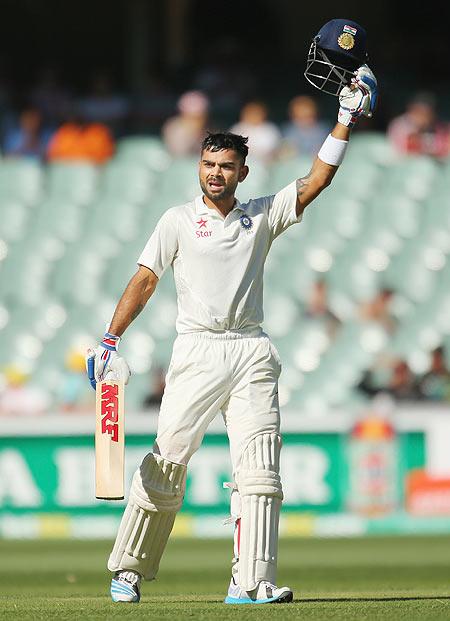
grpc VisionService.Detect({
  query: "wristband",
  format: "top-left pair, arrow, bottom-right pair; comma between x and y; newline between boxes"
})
102,332 -> 120,351
317,134 -> 348,166
338,108 -> 358,128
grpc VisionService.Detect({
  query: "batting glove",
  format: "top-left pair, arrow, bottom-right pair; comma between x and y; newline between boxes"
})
86,332 -> 131,390
338,64 -> 378,128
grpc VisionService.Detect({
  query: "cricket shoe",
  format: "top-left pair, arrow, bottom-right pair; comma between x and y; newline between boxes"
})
224,577 -> 293,604
110,570 -> 141,603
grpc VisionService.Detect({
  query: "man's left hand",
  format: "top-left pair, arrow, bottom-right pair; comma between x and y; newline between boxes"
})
86,333 -> 131,390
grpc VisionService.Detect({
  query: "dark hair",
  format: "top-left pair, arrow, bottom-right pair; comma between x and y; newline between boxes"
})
201,131 -> 249,162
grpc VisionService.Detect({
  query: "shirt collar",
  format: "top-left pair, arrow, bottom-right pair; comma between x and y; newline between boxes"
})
195,195 -> 244,215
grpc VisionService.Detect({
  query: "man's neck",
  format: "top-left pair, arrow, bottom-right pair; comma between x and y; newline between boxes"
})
202,194 -> 236,219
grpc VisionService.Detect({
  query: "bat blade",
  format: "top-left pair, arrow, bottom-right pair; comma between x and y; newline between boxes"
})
95,379 -> 125,500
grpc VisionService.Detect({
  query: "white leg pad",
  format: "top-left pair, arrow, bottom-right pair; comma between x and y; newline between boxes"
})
108,453 -> 186,580
236,432 -> 283,591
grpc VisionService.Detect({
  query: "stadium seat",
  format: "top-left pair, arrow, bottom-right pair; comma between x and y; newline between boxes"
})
99,161 -> 156,204
116,136 -> 172,172
156,156 -> 199,206
33,198 -> 85,243
46,162 -> 98,205
0,160 -> 43,206
0,198 -> 30,241
345,132 -> 397,165
89,198 -> 143,243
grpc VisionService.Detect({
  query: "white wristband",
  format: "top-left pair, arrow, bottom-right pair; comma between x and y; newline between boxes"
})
318,134 -> 348,166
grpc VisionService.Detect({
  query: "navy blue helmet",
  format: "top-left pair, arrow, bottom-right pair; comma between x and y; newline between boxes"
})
304,19 -> 369,96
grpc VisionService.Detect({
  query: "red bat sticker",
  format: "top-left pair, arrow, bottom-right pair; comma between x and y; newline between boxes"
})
101,383 -> 119,442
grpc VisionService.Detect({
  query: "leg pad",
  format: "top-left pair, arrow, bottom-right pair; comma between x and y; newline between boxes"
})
108,453 -> 186,580
236,433 -> 283,591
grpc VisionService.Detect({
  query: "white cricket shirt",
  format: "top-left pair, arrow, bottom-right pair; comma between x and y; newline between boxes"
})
138,182 -> 301,333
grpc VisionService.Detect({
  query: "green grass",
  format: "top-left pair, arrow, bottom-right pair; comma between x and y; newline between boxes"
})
1,536 -> 450,620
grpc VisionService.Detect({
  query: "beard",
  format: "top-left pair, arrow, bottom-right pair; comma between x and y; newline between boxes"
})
199,178 -> 237,202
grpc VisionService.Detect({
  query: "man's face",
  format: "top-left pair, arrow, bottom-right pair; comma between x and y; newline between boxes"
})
199,148 -> 248,201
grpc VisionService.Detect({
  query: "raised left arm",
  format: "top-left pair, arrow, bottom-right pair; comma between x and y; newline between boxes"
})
296,64 -> 377,218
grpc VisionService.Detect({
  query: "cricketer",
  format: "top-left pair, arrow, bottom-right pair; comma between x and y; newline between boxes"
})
87,19 -> 378,605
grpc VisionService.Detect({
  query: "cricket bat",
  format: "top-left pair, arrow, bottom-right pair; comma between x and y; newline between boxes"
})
95,379 -> 125,500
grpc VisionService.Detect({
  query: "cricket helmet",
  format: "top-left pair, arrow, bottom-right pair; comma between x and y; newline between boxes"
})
304,19 -> 368,96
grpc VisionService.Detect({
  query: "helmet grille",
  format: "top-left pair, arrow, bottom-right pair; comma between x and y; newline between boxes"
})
304,41 -> 356,96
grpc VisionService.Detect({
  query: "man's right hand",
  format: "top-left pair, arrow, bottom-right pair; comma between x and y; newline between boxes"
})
86,333 -> 131,389
338,64 -> 378,127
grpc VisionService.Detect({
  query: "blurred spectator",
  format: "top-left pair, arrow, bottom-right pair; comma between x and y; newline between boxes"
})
0,365 -> 51,416
78,72 -> 130,135
30,66 -> 72,127
142,366 -> 166,409
3,106 -> 52,160
358,289 -> 396,334
281,95 -> 330,157
230,101 -> 280,162
132,73 -> 177,133
388,93 -> 450,158
194,37 -> 256,121
162,90 -> 209,157
417,347 -> 450,401
47,105 -> 114,164
58,349 -> 93,413
385,360 -> 418,400
0,63 -> 14,138
303,279 -> 340,338
359,359 -> 420,401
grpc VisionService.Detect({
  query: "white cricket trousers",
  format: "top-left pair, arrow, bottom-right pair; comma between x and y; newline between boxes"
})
153,329 -> 282,472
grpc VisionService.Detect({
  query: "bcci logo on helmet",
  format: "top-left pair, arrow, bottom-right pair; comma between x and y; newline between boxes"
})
338,33 -> 355,50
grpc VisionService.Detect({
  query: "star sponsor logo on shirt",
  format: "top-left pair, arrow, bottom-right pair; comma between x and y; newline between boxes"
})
196,217 -> 212,237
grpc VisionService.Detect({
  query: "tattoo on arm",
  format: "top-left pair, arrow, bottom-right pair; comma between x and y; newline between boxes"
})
296,174 -> 311,201
131,303 -> 145,321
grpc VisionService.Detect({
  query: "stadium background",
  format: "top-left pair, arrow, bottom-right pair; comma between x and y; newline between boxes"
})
2,0 -> 450,545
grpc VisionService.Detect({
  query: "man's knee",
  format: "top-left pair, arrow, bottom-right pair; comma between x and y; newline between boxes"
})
131,452 -> 187,510
153,431 -> 200,466
237,432 -> 283,499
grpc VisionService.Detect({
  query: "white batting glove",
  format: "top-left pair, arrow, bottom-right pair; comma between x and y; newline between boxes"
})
86,332 -> 131,389
338,64 -> 378,128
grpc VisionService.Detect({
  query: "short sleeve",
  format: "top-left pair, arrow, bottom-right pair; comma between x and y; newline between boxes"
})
266,181 -> 302,240
137,209 -> 178,278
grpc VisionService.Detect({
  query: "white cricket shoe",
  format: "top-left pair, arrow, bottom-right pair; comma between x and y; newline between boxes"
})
110,570 -> 141,603
224,576 -> 293,604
